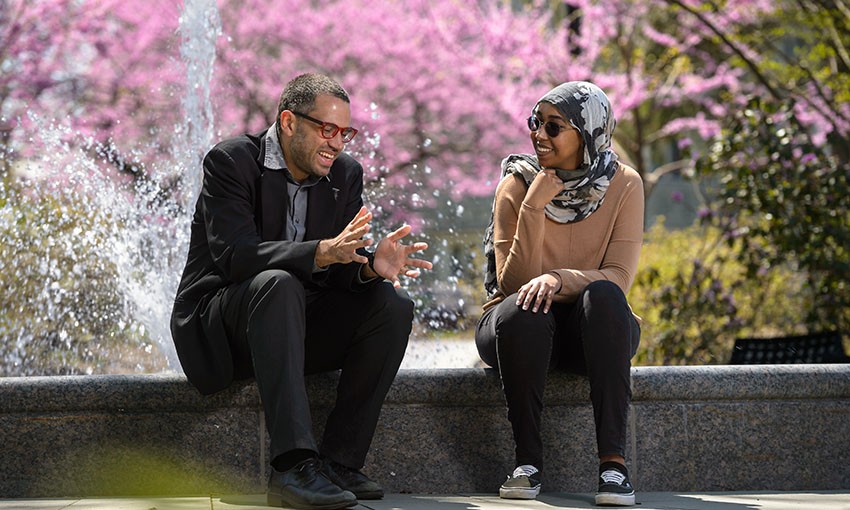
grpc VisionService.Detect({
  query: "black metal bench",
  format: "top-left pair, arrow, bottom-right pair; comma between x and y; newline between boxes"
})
729,331 -> 850,364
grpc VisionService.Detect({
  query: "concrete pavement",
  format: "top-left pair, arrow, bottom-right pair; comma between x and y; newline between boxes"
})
0,492 -> 848,510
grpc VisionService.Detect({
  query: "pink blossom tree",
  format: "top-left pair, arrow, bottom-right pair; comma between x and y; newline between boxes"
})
7,0 -> 847,194
210,0 -> 564,208
0,0 -> 184,171
204,0 -> 810,219
9,0 -> 843,200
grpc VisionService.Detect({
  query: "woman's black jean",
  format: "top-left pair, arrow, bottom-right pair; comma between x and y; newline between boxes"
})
475,280 -> 640,470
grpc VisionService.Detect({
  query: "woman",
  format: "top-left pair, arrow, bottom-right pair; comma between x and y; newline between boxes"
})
476,81 -> 643,507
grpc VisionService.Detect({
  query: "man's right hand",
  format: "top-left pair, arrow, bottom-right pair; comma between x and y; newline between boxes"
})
314,206 -> 374,268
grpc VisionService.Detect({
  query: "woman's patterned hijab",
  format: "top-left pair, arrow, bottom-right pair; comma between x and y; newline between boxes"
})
483,81 -> 620,298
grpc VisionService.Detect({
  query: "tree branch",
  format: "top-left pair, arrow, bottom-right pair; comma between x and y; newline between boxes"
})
667,0 -> 848,136
643,158 -> 694,198
665,0 -> 783,99
800,0 -> 850,72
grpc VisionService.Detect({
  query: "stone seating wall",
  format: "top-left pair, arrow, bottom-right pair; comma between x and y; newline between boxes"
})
1,365 -> 848,497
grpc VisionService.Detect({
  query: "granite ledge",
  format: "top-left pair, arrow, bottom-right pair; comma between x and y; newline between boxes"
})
0,374 -> 259,413
0,364 -> 848,414
631,364 -> 850,402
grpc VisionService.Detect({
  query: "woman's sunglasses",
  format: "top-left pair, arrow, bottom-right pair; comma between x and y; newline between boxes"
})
527,116 -> 572,138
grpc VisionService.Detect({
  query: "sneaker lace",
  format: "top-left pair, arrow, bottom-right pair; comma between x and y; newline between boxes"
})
511,465 -> 539,478
600,469 -> 626,485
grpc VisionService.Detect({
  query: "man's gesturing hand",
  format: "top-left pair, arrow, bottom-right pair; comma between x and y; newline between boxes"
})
315,206 -> 373,268
370,224 -> 433,288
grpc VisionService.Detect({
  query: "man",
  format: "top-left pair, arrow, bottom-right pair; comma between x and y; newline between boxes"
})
171,73 -> 432,509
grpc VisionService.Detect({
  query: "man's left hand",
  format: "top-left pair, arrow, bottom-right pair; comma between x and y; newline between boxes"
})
367,224 -> 432,288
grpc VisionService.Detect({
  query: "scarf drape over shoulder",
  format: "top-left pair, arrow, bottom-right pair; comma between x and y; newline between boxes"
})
483,81 -> 620,298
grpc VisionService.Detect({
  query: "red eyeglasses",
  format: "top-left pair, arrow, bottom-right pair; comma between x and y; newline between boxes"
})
292,111 -> 358,143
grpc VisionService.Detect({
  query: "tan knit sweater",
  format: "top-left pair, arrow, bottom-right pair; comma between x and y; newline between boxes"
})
483,162 -> 644,310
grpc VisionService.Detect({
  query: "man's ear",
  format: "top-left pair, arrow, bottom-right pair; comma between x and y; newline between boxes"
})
279,111 -> 295,136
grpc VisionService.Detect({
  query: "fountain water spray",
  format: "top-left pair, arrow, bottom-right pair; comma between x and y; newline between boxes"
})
0,0 -> 222,375
178,0 -> 222,207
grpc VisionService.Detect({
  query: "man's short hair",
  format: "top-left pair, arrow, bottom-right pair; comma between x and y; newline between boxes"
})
276,74 -> 350,129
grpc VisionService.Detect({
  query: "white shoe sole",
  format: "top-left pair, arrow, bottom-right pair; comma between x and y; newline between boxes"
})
500,486 -> 541,499
595,491 -> 635,506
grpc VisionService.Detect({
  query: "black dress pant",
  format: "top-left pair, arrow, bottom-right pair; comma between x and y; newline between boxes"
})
475,280 -> 640,470
218,269 -> 412,469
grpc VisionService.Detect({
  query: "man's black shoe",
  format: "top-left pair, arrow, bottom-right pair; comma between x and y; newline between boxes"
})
321,459 -> 384,500
267,457 -> 357,509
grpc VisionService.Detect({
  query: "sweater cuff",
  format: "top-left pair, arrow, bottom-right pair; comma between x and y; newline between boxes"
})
548,270 -> 563,293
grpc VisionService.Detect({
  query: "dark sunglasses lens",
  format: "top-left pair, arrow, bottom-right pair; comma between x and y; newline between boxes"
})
527,116 -> 541,132
544,122 -> 562,138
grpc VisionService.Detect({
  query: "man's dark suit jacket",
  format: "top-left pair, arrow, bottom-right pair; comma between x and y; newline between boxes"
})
171,130 -> 375,395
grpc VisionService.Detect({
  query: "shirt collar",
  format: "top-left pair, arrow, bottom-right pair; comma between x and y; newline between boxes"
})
263,124 -> 330,185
